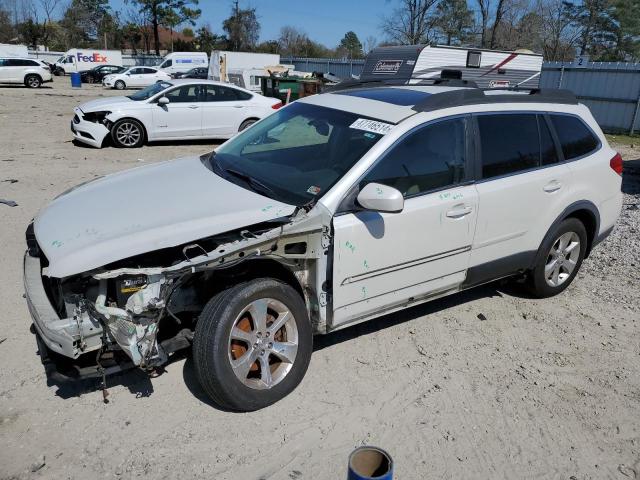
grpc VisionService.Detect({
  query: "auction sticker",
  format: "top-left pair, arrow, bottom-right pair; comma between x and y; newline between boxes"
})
350,118 -> 394,135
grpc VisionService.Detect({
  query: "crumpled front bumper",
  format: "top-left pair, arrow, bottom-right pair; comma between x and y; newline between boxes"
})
70,108 -> 110,148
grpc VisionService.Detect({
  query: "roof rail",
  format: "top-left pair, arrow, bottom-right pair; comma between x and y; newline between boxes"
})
326,77 -> 478,92
412,88 -> 578,112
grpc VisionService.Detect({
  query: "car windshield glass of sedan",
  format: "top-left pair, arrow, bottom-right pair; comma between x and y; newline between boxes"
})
127,81 -> 173,101
208,102 -> 386,206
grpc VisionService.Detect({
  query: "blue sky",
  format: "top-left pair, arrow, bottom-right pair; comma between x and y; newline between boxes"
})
108,0 -> 393,47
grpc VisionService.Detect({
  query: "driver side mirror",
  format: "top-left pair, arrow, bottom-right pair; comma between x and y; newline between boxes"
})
158,96 -> 169,105
356,183 -> 404,213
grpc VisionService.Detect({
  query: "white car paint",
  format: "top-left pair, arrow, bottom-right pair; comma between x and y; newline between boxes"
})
0,57 -> 52,86
102,66 -> 171,89
34,156 -> 296,278
71,79 -> 282,148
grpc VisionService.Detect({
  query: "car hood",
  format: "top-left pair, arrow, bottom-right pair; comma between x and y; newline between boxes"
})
34,156 -> 296,278
79,96 -> 134,112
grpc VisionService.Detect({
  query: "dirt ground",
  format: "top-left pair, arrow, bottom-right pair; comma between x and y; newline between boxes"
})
1,79 -> 639,480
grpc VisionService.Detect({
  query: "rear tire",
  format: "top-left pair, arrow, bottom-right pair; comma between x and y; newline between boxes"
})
239,119 -> 258,132
25,74 -> 41,88
527,218 -> 588,298
193,279 -> 312,411
114,80 -> 126,90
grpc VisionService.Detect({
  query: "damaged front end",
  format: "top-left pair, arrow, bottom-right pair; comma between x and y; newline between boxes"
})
24,208 -> 329,386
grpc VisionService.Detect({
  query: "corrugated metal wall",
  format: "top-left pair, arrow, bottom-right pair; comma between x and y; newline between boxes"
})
540,62 -> 640,133
283,56 -> 640,134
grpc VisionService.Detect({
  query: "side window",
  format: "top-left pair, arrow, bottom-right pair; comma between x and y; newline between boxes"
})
142,68 -> 156,74
550,114 -> 599,160
478,114 -> 540,179
203,85 -> 251,101
0,59 -> 5,66
539,116 -> 559,166
362,118 -> 467,197
164,85 -> 200,103
128,68 -> 140,74
163,59 -> 172,67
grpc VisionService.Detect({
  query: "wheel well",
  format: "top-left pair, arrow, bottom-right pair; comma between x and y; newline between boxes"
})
239,117 -> 260,130
564,209 -> 597,256
25,73 -> 41,81
213,258 -> 305,298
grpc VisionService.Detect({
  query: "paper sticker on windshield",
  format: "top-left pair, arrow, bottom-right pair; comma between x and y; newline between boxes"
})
307,186 -> 321,195
350,118 -> 394,135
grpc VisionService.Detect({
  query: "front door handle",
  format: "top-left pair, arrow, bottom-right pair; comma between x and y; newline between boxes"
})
233,105 -> 244,108
543,180 -> 562,193
188,105 -> 199,109
446,205 -> 473,218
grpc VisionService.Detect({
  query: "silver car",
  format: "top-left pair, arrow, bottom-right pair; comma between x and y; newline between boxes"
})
24,84 -> 622,410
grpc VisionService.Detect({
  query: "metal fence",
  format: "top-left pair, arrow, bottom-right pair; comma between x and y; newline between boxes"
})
540,62 -> 640,134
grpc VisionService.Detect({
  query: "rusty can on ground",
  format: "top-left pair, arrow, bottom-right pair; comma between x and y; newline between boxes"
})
347,446 -> 393,480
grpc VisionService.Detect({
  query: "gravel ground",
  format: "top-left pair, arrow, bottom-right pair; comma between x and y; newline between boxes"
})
0,80 -> 639,480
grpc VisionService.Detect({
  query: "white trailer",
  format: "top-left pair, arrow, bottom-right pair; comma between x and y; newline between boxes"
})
0,44 -> 29,58
209,51 -> 281,91
359,45 -> 543,89
54,49 -> 123,74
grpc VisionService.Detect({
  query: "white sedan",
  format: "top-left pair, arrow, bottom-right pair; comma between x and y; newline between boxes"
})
71,79 -> 283,148
102,66 -> 171,90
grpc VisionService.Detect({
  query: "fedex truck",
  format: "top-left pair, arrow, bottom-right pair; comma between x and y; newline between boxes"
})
54,49 -> 123,75
0,44 -> 29,57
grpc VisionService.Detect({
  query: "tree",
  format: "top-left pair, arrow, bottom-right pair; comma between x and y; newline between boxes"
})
381,0 -> 439,44
277,26 -> 331,57
195,24 -> 227,52
609,0 -> 640,60
134,0 -> 200,55
0,8 -> 14,42
433,0 -> 473,45
539,0 -> 581,60
338,31 -> 363,58
363,35 -> 378,54
567,0 -> 616,57
222,2 -> 259,51
122,22 -> 142,53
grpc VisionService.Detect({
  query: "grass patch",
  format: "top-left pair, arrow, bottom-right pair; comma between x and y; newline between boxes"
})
606,133 -> 639,147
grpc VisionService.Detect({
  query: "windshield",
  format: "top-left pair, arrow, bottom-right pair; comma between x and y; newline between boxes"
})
208,102 -> 385,206
127,81 -> 173,101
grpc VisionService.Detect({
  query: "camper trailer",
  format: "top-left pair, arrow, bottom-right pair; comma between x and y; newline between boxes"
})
359,45 -> 543,89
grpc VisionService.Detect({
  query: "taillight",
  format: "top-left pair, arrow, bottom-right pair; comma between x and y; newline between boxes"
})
271,102 -> 282,110
610,152 -> 623,176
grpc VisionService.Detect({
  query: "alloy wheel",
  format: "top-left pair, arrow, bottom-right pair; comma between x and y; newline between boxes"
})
544,231 -> 581,287
27,76 -> 40,88
115,122 -> 141,147
228,298 -> 298,390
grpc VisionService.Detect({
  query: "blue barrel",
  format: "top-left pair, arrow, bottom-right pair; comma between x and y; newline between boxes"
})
70,72 -> 82,88
348,446 -> 393,480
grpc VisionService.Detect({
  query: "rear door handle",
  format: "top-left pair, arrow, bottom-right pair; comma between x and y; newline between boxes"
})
543,180 -> 562,193
233,105 -> 244,108
446,205 -> 473,218
188,105 -> 199,109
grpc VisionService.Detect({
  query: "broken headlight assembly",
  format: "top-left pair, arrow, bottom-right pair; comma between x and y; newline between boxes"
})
82,111 -> 111,124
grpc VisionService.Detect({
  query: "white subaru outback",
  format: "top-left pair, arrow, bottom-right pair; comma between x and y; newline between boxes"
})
24,84 -> 623,411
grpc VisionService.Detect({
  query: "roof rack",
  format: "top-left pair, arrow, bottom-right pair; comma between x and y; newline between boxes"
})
411,88 -> 578,112
326,77 -> 477,92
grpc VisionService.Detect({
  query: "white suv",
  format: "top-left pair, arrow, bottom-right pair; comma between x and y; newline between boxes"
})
23,84 -> 623,411
0,57 -> 52,88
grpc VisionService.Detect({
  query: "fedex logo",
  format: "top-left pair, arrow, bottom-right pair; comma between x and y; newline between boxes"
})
76,52 -> 108,63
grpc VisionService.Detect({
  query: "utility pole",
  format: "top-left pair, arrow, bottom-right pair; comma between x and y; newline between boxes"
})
234,0 -> 239,50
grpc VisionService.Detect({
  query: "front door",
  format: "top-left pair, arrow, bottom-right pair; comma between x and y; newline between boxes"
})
152,84 -> 203,139
331,117 -> 478,327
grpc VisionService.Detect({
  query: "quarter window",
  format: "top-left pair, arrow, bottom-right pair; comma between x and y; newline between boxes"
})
550,114 -> 599,160
362,118 -> 467,197
478,114 -> 540,178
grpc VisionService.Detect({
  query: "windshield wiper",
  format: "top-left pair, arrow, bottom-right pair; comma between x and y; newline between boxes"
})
223,167 -> 276,198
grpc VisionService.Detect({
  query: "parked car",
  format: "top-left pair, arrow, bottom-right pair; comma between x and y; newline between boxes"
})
25,84 -> 622,411
71,79 -> 282,148
0,57 -> 52,88
172,67 -> 208,79
81,64 -> 126,83
102,66 -> 171,90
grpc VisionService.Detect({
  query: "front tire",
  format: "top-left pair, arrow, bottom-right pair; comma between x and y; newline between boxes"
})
111,119 -> 145,148
25,74 -> 41,88
193,279 -> 312,411
114,80 -> 126,90
527,218 -> 588,298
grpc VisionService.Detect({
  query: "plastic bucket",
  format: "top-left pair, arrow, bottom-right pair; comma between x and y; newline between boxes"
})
70,72 -> 82,88
348,446 -> 393,480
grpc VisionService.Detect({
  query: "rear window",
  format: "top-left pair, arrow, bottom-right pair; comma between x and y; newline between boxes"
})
550,115 -> 599,160
478,114 -> 540,178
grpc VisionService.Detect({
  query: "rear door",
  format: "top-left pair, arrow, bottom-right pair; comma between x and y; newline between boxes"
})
151,84 -> 203,138
468,112 -> 572,283
331,116 -> 478,327
201,85 -> 253,137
